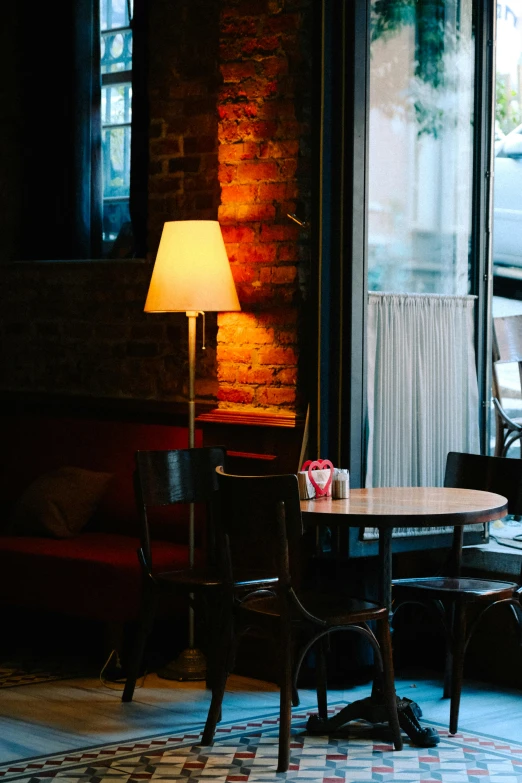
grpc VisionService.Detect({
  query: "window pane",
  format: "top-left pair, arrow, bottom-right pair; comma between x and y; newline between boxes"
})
103,200 -> 131,244
368,0 -> 475,295
101,29 -> 132,74
101,0 -> 131,31
101,84 -> 132,125
102,127 -> 131,198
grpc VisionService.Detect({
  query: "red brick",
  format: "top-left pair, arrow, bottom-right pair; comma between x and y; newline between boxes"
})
221,184 -> 259,204
259,265 -> 297,284
221,62 -> 257,83
218,163 -> 236,184
263,81 -> 279,98
241,36 -> 281,56
237,161 -> 279,182
221,17 -> 258,36
217,345 -> 253,363
259,140 -> 299,159
218,103 -> 258,121
217,204 -> 238,223
217,364 -> 238,383
235,120 -> 279,140
218,312 -> 252,328
231,265 -> 258,284
258,100 -> 296,120
256,309 -> 298,328
277,242 -> 299,261
238,244 -> 277,264
258,346 -> 297,365
261,56 -> 289,78
278,159 -> 298,179
221,225 -> 256,244
275,367 -> 298,385
224,325 -> 275,344
257,387 -> 297,406
260,224 -> 299,242
275,120 -> 302,139
236,204 -> 276,222
219,122 -> 242,143
237,366 -> 275,385
264,13 -> 300,34
150,138 -> 181,156
257,183 -> 286,202
219,143 -> 259,163
218,386 -> 255,404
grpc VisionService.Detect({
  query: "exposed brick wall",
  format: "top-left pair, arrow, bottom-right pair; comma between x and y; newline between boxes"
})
147,0 -> 222,252
0,0 -> 312,413
216,0 -> 312,415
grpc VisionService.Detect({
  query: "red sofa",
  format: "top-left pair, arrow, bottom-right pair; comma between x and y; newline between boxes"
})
0,396 -> 204,626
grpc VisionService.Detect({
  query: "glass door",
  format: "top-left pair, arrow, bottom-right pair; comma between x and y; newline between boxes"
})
368,0 -> 476,296
312,0 -> 494,483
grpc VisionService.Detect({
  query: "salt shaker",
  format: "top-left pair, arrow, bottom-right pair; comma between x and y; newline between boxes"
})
332,468 -> 349,499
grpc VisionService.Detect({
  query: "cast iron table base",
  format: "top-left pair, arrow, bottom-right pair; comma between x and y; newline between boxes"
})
307,694 -> 440,747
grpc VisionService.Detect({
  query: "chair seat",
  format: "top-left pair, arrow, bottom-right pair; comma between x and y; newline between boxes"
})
156,567 -> 222,589
239,591 -> 387,625
393,576 -> 518,600
157,568 -> 279,590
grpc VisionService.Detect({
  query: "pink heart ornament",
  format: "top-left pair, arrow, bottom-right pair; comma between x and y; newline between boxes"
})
301,459 -> 334,498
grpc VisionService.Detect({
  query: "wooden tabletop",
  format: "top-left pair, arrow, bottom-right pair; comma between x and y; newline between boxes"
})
300,487 -> 508,527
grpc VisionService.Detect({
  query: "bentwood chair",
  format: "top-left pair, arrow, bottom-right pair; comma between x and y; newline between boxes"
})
393,451 -> 522,734
201,469 -> 402,772
122,447 -> 226,703
493,315 -> 522,457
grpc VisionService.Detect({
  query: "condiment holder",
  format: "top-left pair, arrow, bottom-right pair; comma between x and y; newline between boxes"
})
298,460 -> 349,500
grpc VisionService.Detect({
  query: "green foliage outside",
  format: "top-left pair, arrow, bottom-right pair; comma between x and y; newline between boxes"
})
496,74 -> 521,136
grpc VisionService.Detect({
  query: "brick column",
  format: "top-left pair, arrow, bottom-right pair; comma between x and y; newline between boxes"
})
216,0 -> 311,415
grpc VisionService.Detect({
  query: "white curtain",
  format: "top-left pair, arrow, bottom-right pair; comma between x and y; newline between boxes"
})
366,293 -> 480,487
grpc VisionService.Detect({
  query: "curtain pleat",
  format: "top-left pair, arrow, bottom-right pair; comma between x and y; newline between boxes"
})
366,293 -> 480,487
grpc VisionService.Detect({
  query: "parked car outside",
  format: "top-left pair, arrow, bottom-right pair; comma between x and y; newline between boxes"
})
493,123 -> 522,274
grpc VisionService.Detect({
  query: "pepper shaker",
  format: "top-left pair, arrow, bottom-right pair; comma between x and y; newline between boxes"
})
332,468 -> 349,499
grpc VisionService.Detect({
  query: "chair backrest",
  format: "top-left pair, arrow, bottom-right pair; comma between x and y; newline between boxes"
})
493,314 -> 522,399
215,468 -> 303,588
444,451 -> 522,575
134,446 -> 226,570
445,451 -> 522,516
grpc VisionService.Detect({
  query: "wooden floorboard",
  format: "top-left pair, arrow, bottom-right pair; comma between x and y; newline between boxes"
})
0,669 -> 520,763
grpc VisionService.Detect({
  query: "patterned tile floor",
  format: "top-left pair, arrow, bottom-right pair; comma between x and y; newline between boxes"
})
2,703 -> 522,783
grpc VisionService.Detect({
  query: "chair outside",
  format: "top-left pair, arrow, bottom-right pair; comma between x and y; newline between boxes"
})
201,468 -> 402,773
392,451 -> 522,734
493,315 -> 522,457
122,446 -> 226,703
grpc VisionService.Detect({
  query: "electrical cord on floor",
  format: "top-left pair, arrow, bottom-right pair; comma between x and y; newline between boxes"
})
99,649 -> 147,691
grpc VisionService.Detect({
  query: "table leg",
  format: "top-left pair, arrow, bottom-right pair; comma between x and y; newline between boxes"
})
306,525 -> 440,747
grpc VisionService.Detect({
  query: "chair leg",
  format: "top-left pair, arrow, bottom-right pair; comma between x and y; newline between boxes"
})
277,622 -> 293,773
379,619 -> 403,751
122,585 -> 158,703
201,605 -> 233,745
316,636 -> 328,721
449,599 -> 466,735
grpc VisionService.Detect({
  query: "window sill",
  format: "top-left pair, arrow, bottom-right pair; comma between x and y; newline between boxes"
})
463,541 -> 521,577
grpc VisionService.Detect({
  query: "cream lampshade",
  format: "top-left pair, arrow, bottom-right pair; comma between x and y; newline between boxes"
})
144,220 -> 240,313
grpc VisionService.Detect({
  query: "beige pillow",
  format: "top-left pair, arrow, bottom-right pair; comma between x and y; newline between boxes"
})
9,467 -> 113,538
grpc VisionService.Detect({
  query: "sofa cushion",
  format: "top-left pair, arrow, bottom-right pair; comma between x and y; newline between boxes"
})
8,467 -> 113,538
0,533 -> 202,622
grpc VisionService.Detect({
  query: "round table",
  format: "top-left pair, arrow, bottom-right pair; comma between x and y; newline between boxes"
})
300,487 -> 508,746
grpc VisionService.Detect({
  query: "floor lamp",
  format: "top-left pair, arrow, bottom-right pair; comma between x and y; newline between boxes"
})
144,220 -> 240,680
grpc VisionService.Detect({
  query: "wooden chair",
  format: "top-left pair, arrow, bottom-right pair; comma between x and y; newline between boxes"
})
122,446 -> 226,703
201,468 -> 402,773
392,451 -> 522,735
493,315 -> 522,457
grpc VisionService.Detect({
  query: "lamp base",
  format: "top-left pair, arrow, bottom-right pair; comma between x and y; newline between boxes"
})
157,647 -> 207,681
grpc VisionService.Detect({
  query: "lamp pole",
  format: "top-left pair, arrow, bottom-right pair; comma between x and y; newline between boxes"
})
158,311 -> 206,680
